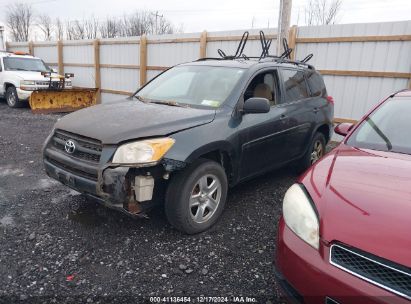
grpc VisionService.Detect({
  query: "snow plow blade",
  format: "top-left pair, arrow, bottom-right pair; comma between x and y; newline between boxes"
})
29,88 -> 98,114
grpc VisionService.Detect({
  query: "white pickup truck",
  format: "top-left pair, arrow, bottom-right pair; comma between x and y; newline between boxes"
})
0,51 -> 72,108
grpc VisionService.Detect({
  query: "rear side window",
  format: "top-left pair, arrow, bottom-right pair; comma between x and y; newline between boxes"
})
281,69 -> 309,103
305,70 -> 326,97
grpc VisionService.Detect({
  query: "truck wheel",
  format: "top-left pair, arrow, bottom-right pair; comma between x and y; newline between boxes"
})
165,159 -> 228,234
6,86 -> 24,108
295,132 -> 326,173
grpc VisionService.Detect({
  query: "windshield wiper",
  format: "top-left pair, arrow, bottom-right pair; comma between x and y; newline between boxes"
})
134,95 -> 188,108
365,117 -> 392,150
148,100 -> 189,108
134,95 -> 149,103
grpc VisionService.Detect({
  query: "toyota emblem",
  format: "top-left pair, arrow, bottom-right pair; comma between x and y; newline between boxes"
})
64,139 -> 76,154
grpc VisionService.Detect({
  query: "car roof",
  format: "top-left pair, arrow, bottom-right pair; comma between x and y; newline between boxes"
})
0,51 -> 38,59
394,89 -> 411,97
179,58 -> 314,71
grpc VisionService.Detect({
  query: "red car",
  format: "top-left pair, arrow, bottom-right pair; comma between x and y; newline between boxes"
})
275,90 -> 411,304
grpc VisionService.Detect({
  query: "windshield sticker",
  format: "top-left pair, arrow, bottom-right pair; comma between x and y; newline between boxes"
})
201,100 -> 221,107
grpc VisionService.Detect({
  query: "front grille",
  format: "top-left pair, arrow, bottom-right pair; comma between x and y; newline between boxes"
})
51,130 -> 102,163
330,244 -> 411,300
45,130 -> 102,181
45,156 -> 98,181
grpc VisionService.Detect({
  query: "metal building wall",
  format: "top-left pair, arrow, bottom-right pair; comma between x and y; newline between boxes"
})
295,21 -> 411,120
5,21 -> 411,122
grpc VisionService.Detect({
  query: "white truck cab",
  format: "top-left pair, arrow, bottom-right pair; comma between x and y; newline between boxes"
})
0,51 -> 72,108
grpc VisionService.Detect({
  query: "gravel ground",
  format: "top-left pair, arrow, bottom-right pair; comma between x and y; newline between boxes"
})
0,100 -> 336,304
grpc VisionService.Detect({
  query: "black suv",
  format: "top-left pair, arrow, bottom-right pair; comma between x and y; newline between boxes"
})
43,57 -> 333,234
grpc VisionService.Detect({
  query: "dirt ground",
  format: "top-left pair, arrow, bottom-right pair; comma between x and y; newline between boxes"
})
0,101 -> 337,303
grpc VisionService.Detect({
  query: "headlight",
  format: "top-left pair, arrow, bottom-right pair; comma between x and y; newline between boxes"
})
20,80 -> 36,90
20,80 -> 36,86
283,184 -> 319,250
112,138 -> 175,165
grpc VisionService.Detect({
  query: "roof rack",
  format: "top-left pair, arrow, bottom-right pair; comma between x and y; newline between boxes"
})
196,30 -> 315,69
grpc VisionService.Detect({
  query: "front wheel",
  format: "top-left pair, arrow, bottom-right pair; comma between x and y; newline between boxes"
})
165,159 -> 228,234
6,86 -> 24,108
294,132 -> 326,173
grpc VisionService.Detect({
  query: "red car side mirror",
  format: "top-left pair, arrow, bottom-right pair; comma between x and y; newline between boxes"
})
334,122 -> 354,136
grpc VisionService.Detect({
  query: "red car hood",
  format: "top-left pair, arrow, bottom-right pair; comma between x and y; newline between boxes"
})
301,144 -> 411,267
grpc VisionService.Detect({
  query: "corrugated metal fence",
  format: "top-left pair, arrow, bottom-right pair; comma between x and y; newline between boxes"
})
6,21 -> 411,122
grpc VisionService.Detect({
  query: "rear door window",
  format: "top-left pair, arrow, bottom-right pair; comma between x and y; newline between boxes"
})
305,70 -> 326,97
280,69 -> 309,103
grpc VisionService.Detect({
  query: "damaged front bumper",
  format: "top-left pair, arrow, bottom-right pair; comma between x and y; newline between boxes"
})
43,146 -> 186,217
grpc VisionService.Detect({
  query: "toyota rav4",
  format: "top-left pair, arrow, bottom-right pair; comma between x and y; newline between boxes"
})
42,57 -> 334,234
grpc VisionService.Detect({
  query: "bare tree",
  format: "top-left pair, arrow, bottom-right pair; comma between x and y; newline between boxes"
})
84,17 -> 99,39
305,0 -> 342,25
5,3 -> 34,42
37,14 -> 53,40
55,17 -> 64,40
157,17 -> 174,35
65,20 -> 86,40
100,17 -> 121,38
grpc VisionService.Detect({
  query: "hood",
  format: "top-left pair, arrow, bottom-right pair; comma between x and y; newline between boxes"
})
11,71 -> 61,81
302,144 -> 411,267
54,99 -> 216,144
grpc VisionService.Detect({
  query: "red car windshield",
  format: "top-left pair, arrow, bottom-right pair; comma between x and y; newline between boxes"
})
347,96 -> 411,155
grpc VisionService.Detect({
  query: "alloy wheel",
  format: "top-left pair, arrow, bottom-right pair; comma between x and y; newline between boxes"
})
7,91 -> 17,107
189,174 -> 222,224
310,140 -> 324,164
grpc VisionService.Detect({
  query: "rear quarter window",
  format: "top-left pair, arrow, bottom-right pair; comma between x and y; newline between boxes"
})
280,69 -> 310,103
305,70 -> 326,97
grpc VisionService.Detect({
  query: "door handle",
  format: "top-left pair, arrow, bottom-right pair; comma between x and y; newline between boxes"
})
280,114 -> 287,120
313,107 -> 319,113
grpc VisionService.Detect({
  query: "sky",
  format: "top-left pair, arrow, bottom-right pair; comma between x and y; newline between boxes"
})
0,0 -> 410,33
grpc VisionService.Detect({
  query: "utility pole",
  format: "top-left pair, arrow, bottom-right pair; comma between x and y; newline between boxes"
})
277,0 -> 292,55
151,11 -> 163,35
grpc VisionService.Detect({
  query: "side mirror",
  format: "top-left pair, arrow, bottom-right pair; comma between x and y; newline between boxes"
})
50,68 -> 57,73
242,97 -> 270,114
334,122 -> 354,136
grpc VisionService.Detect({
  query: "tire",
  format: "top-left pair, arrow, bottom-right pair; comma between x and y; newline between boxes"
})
165,159 -> 228,234
6,86 -> 24,108
294,132 -> 326,173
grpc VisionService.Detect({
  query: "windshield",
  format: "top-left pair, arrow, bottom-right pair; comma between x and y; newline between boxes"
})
3,57 -> 50,72
347,96 -> 411,154
135,65 -> 245,108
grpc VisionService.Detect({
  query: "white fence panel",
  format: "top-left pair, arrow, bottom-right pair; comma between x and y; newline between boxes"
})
101,67 -> 139,93
34,45 -> 57,65
100,41 -> 140,65
296,21 -> 411,120
63,43 -> 94,64
64,66 -> 94,88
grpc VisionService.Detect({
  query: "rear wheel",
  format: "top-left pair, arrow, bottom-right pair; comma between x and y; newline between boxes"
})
165,159 -> 228,234
6,86 -> 24,108
294,132 -> 326,173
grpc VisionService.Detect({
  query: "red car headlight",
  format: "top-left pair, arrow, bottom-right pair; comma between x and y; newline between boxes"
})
283,184 -> 320,250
